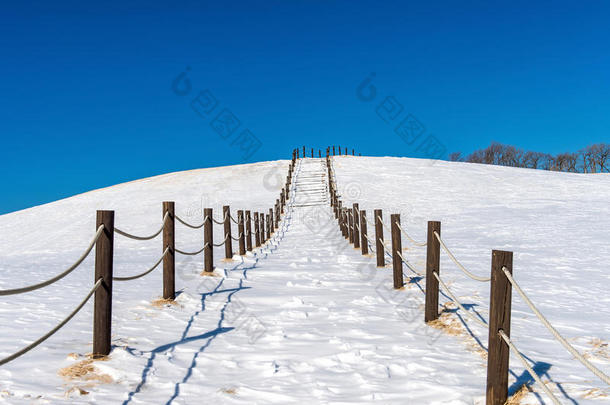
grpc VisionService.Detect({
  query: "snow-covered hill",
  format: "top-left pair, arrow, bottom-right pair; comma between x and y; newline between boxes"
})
0,156 -> 607,404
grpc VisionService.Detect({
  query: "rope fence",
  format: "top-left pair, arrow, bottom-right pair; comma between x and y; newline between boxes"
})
0,155 -> 297,367
324,152 -> 610,405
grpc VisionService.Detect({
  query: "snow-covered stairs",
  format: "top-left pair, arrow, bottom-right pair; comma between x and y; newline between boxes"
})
291,158 -> 328,208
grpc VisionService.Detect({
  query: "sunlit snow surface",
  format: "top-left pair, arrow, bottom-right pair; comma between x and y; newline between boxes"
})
0,156 -> 608,404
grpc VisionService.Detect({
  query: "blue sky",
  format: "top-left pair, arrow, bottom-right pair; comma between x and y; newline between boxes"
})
1,1 -> 609,214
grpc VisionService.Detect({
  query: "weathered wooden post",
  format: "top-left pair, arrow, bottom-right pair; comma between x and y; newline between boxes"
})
360,210 -> 368,255
237,210 -> 246,255
311,148 -> 313,158
223,205 -> 233,260
391,214 -> 403,289
245,210 -> 253,251
352,148 -> 355,156
204,208 -> 213,272
259,212 -> 265,243
425,221 -> 441,322
254,212 -> 261,247
352,203 -> 360,248
486,250 -> 513,405
318,149 -> 321,158
333,145 -> 335,156
348,209 -> 354,243
268,208 -> 274,234
275,200 -> 280,228
339,146 -> 341,155
375,209 -> 384,267
162,202 -> 175,300
303,145 -> 305,157
265,213 -> 271,240
94,210 -> 114,356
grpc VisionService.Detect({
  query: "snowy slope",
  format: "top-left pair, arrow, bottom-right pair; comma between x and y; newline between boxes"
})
0,156 -> 608,404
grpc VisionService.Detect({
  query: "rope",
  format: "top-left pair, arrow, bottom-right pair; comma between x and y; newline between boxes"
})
0,225 -> 105,296
175,243 -> 208,256
396,250 -> 425,277
432,271 -> 487,327
0,278 -> 103,366
498,330 -> 562,405
229,215 -> 239,224
113,248 -> 170,281
378,216 -> 391,234
213,235 -> 230,247
175,215 -> 207,229
230,233 -> 242,241
379,238 -> 393,255
362,233 -> 377,253
212,213 -> 227,225
502,267 -> 610,384
434,232 -> 491,282
396,223 -> 427,247
115,212 -> 169,241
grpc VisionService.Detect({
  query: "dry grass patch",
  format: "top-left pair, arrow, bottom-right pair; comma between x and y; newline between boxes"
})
58,354 -> 113,394
200,270 -> 221,277
151,298 -> 179,308
505,384 -> 533,405
220,387 -> 238,395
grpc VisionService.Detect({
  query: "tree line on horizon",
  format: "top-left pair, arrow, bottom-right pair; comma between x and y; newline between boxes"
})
449,142 -> 609,173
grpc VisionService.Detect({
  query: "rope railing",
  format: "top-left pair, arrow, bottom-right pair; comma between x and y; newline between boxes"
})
229,214 -> 239,224
432,271 -> 487,327
212,213 -> 227,225
213,235 -> 230,247
0,225 -> 105,296
175,243 -> 208,256
498,330 -> 562,405
434,231 -> 491,282
113,248 -> 170,281
396,223 -> 427,247
230,233 -> 243,242
0,278 -> 103,366
115,212 -> 169,241
175,215 -> 207,229
396,250 -> 424,277
378,215 -> 391,234
502,266 -> 610,385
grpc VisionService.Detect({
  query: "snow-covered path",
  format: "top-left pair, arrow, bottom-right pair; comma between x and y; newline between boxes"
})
116,159 -> 484,404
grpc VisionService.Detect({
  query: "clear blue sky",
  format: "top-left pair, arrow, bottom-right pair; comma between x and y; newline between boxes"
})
1,1 -> 609,214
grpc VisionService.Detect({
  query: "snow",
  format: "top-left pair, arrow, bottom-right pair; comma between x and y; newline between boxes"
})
0,156 -> 608,404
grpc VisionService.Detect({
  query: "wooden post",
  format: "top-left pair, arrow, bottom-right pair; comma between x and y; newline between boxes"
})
360,210 -> 368,255
352,148 -> 355,156
425,221 -> 441,322
204,208 -> 213,272
353,203 -> 360,248
391,214 -> 403,289
245,210 -> 253,251
265,213 -> 271,240
259,212 -> 265,243
94,210 -> 114,356
237,210 -> 246,255
333,145 -> 335,156
339,146 -> 341,155
375,209 -> 384,267
275,200 -> 280,228
268,208 -> 274,234
303,145 -> 305,157
348,209 -> 354,243
162,202 -> 175,300
318,149 -> 321,158
254,212 -> 261,247
223,205 -> 233,260
311,148 -> 313,158
486,250 -> 514,405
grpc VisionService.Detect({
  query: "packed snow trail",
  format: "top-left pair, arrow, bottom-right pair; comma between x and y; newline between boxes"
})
116,158 -> 485,404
